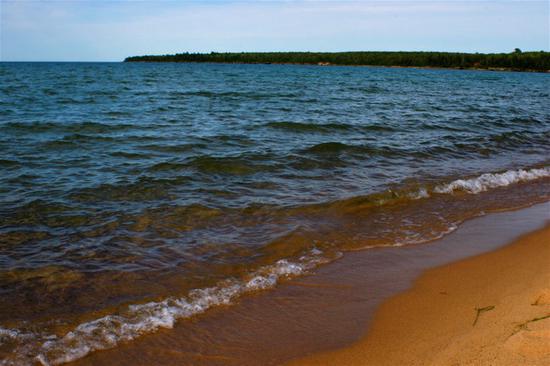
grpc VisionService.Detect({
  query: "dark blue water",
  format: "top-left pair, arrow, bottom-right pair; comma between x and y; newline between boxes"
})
0,62 -> 549,364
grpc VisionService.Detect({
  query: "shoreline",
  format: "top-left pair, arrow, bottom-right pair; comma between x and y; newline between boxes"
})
123,60 -> 550,73
289,218 -> 550,365
69,202 -> 550,365
123,50 -> 550,73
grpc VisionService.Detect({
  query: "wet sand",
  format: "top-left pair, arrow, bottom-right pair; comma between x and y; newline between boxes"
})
68,202 -> 549,365
289,221 -> 550,365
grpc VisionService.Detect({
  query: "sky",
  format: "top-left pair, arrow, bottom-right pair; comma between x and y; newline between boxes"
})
1,0 -> 548,61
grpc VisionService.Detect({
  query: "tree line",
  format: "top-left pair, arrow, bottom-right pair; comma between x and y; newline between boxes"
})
124,51 -> 550,71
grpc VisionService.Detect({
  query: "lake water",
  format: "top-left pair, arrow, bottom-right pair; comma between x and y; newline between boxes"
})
0,62 -> 549,364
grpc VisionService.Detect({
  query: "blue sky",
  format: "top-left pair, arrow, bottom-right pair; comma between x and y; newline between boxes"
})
1,0 -> 548,61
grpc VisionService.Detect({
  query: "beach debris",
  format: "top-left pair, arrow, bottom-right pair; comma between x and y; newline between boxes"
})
506,313 -> 550,358
512,314 -> 550,334
472,305 -> 495,326
504,317 -> 550,359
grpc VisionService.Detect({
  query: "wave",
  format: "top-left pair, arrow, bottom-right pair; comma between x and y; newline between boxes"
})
199,134 -> 256,147
54,133 -> 161,144
2,121 -> 137,134
266,121 -> 398,133
304,142 -> 354,154
184,155 -> 278,175
302,142 -> 400,157
1,249 -> 331,366
147,161 -> 188,172
109,151 -> 149,159
266,121 -> 355,133
301,128 -> 549,159
169,90 -> 300,99
488,130 -> 550,149
348,166 -> 550,200
0,159 -> 19,167
141,143 -> 205,153
314,166 -> 550,210
347,85 -> 387,94
68,176 -> 190,203
434,167 -> 550,194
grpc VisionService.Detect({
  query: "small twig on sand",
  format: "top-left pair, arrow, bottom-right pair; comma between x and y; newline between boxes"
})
516,314 -> 550,330
507,313 -> 550,339
473,305 -> 495,326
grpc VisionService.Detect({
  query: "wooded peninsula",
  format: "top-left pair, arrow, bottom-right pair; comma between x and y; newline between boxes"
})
124,51 -> 550,72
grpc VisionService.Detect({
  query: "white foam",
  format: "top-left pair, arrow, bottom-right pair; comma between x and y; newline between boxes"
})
408,188 -> 430,200
2,249 -> 328,366
0,327 -> 21,340
434,167 -> 550,194
0,327 -> 36,345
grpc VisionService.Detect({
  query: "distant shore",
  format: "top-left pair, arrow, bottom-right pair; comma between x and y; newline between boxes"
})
289,223 -> 550,365
124,51 -> 550,72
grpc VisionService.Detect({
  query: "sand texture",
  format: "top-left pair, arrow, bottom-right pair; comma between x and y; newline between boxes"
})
289,225 -> 550,366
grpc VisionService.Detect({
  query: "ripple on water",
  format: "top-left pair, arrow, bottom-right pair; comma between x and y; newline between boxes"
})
0,62 -> 549,364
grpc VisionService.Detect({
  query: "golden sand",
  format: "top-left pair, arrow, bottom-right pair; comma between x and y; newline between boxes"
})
289,226 -> 550,366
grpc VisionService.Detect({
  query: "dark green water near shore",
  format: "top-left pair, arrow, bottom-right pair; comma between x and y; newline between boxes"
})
0,62 -> 549,364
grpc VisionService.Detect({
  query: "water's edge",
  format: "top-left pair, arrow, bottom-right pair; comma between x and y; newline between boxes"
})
58,201 -> 550,366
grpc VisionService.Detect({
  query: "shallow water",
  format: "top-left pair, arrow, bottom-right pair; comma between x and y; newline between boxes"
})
0,62 -> 549,364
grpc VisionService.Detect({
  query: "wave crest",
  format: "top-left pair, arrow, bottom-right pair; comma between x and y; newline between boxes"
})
434,167 -> 550,194
2,250 -> 330,366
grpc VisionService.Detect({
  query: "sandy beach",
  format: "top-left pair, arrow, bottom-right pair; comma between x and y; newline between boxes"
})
289,224 -> 550,366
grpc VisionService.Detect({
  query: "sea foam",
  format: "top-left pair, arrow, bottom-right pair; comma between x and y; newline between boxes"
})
1,250 -> 330,366
434,167 -> 550,194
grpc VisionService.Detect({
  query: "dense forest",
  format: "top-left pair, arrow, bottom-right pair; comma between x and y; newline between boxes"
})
124,51 -> 550,71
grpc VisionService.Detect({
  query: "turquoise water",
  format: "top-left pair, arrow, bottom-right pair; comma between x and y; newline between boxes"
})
0,62 -> 549,364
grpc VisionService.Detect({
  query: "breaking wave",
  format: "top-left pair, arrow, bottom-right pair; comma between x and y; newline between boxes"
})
433,167 -> 550,194
0,249 -> 332,366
